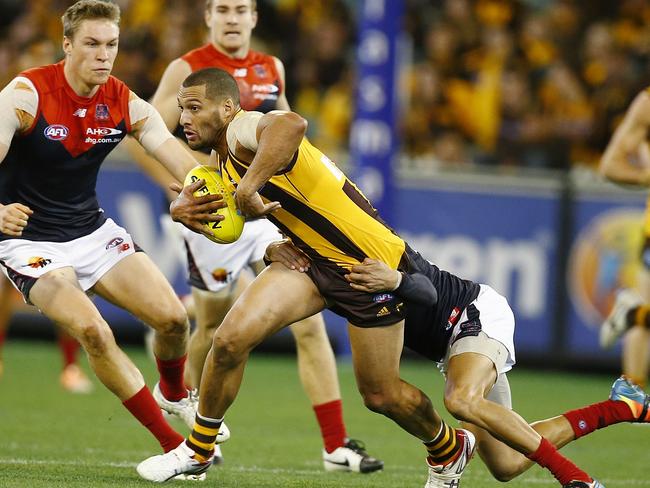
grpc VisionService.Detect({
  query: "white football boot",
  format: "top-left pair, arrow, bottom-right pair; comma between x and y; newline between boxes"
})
137,442 -> 212,482
322,438 -> 383,473
600,289 -> 643,349
152,382 -> 231,444
425,429 -> 476,488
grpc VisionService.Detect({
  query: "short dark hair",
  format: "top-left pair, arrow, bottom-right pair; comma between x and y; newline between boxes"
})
205,0 -> 257,12
61,0 -> 120,39
182,68 -> 240,106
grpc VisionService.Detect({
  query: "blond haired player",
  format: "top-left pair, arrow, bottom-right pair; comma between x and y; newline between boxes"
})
0,0 -> 227,464
127,0 -> 381,471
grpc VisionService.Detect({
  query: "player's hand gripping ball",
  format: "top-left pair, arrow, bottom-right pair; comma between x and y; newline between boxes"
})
184,165 -> 244,244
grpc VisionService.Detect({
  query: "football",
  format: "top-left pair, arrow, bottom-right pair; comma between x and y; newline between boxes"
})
184,165 -> 244,244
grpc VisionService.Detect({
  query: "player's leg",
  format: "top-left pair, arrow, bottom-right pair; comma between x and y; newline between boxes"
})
0,274 -> 17,378
29,266 -> 184,453
348,321 -> 473,485
137,262 -> 327,481
445,349 -> 598,485
444,285 -> 600,486
91,251 -> 196,425
182,224 -> 260,390
186,285 -> 235,389
622,267 -> 650,388
56,325 -> 93,394
285,311 -> 383,472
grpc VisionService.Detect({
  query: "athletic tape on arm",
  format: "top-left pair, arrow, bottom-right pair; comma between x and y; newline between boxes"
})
129,97 -> 174,153
226,111 -> 263,153
0,77 -> 38,146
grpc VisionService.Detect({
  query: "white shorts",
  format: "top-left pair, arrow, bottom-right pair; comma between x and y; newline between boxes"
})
440,284 -> 516,375
182,218 -> 281,292
0,218 -> 136,301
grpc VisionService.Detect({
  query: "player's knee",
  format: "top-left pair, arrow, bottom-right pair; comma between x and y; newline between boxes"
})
443,386 -> 482,423
77,319 -> 115,357
488,463 -> 522,482
151,304 -> 189,336
211,329 -> 249,369
358,387 -> 397,415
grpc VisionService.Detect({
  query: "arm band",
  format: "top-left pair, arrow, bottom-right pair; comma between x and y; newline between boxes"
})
0,77 -> 38,146
226,111 -> 263,152
129,96 -> 174,153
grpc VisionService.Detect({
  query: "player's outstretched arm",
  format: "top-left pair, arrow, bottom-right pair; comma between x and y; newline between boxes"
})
600,90 -> 650,186
128,92 -> 199,183
235,111 -> 307,217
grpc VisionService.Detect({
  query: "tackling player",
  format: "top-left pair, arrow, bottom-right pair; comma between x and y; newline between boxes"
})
272,240 -> 650,487
127,0 -> 381,471
0,0 -> 225,459
137,68 -> 605,488
599,88 -> 650,391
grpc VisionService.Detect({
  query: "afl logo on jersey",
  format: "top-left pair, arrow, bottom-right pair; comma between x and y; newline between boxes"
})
44,124 -> 69,141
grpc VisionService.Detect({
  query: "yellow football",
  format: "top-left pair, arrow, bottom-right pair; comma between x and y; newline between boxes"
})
184,165 -> 244,244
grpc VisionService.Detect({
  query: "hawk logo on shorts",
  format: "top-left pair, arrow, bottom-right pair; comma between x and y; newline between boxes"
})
211,268 -> 231,283
26,256 -> 52,269
105,237 -> 124,249
373,293 -> 394,303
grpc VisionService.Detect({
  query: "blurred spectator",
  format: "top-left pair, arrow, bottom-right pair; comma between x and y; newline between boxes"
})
2,0 -> 649,171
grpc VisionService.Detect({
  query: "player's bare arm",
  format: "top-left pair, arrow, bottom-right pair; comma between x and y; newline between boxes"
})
235,111 -> 307,217
0,79 -> 37,235
128,91 -> 199,183
600,90 -> 650,186
125,58 -> 204,196
272,57 -> 290,111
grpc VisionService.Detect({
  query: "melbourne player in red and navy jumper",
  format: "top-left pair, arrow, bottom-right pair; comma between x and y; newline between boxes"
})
182,43 -> 283,114
1,61 -> 130,245
0,1 -> 220,469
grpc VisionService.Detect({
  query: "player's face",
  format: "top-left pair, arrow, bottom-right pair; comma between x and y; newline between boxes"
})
178,84 -> 228,150
206,0 -> 257,54
63,19 -> 119,88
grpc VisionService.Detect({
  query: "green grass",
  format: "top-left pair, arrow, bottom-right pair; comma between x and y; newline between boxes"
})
0,340 -> 648,487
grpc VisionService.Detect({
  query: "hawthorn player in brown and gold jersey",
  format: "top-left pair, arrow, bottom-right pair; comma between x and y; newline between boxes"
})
127,0 -> 382,471
136,67 -> 477,485
599,87 -> 650,390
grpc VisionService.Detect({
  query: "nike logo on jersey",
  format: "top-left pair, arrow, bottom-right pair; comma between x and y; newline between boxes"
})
233,68 -> 247,77
73,108 -> 87,117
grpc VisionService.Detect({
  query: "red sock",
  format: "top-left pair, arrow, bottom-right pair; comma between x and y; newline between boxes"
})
526,438 -> 591,485
563,399 -> 635,439
313,399 -> 347,453
123,386 -> 184,452
58,335 -> 80,368
0,330 -> 6,349
155,354 -> 187,402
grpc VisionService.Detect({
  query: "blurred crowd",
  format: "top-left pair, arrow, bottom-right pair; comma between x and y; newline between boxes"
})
1,0 -> 649,170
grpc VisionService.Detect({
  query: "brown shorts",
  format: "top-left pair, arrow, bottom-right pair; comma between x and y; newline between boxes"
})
307,258 -> 407,328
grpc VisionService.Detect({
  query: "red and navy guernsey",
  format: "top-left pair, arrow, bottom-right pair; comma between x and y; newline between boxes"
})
0,61 -> 132,242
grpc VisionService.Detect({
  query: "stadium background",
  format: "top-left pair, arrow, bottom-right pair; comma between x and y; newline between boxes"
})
1,0 -> 650,369
2,2 -> 650,487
